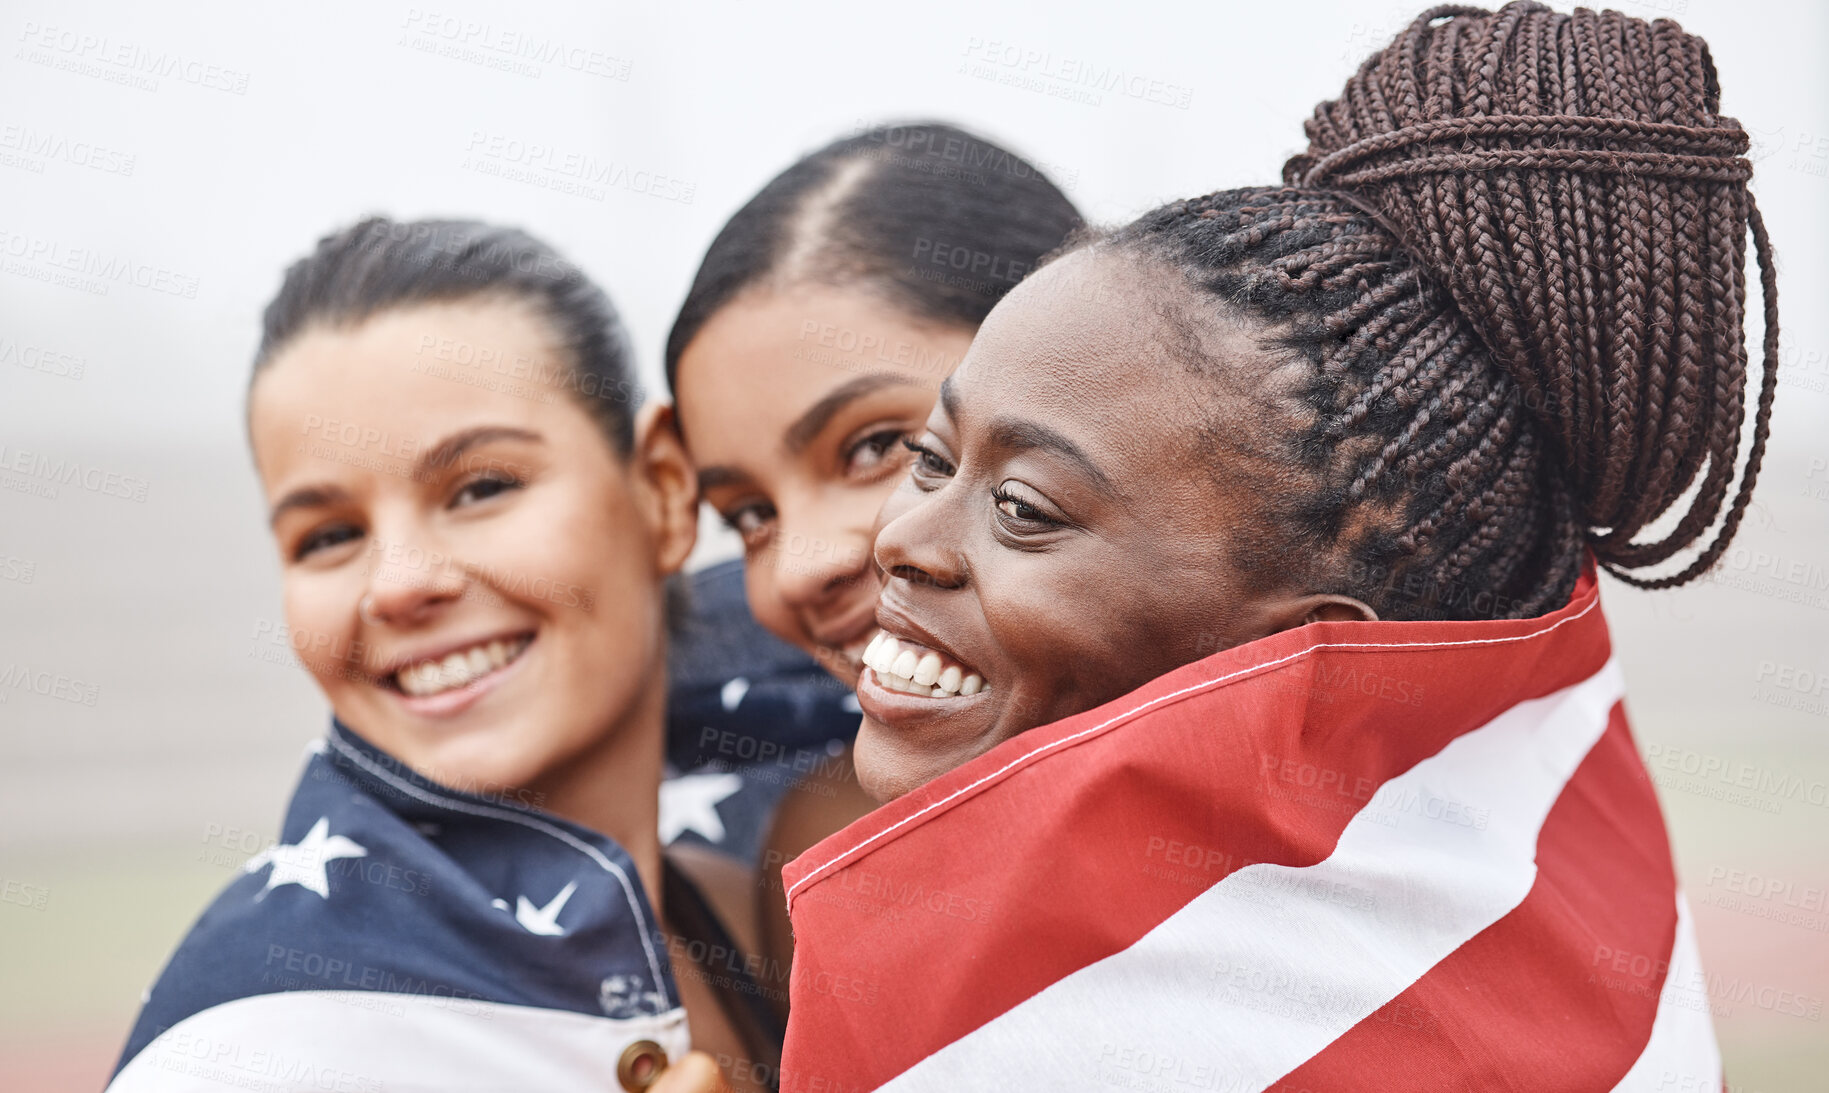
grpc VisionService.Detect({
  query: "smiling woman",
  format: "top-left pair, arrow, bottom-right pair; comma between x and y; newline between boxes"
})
785,5 -> 1780,1087
853,254 -> 1377,800
664,121 -> 1081,1014
251,299 -> 671,799
108,218 -> 766,1093
669,122 -> 1080,691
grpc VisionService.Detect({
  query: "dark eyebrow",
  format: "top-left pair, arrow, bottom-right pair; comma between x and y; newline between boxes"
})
695,466 -> 748,492
268,425 -> 541,527
269,484 -> 352,527
784,373 -> 927,454
421,425 -> 543,471
985,417 -> 1118,497
939,375 -> 961,422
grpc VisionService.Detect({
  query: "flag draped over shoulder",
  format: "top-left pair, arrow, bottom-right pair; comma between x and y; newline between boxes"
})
781,568 -> 1719,1092
110,721 -> 686,1092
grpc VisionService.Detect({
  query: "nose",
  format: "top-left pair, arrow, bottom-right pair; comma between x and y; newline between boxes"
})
360,520 -> 468,629
873,483 -> 968,592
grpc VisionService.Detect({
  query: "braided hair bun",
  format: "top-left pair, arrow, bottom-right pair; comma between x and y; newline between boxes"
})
1286,1 -> 1779,589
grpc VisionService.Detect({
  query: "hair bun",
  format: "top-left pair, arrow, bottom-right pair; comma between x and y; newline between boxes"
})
1285,1 -> 1779,589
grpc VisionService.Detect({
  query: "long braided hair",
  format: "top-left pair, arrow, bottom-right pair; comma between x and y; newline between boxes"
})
1104,1 -> 1778,621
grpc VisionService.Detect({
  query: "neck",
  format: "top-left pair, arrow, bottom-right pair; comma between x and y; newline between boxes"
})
524,669 -> 670,919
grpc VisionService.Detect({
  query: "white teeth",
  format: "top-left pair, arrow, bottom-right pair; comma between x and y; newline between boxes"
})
864,634 -> 898,672
913,653 -> 942,686
878,670 -> 934,695
394,636 -> 529,697
863,633 -> 986,699
399,663 -> 434,695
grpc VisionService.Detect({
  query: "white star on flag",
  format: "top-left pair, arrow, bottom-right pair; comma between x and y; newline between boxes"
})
720,677 -> 751,711
243,816 -> 368,900
658,772 -> 742,844
515,879 -> 579,936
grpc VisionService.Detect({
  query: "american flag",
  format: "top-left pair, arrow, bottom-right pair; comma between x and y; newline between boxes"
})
780,567 -> 1719,1091
108,722 -> 686,1092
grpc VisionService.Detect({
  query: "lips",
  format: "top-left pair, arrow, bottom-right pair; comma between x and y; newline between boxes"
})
860,630 -> 986,698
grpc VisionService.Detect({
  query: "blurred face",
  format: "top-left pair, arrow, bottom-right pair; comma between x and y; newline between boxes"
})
673,285 -> 974,687
249,300 -> 696,796
852,250 -> 1370,801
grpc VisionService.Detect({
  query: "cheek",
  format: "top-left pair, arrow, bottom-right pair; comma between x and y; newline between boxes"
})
742,563 -> 801,646
791,479 -> 896,576
281,575 -> 358,675
496,473 -> 649,602
981,547 -> 1162,717
527,497 -> 666,741
541,491 -> 657,629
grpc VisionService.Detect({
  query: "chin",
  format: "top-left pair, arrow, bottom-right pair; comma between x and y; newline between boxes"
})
394,724 -> 546,799
852,717 -> 946,803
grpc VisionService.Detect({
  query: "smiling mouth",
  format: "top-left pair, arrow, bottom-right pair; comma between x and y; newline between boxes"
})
861,630 -> 987,698
390,634 -> 533,697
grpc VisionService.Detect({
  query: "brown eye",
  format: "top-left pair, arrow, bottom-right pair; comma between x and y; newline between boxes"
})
721,502 -> 775,549
995,495 -> 1043,522
294,523 -> 362,562
451,473 -> 521,508
991,483 -> 1062,531
900,436 -> 955,483
845,429 -> 908,476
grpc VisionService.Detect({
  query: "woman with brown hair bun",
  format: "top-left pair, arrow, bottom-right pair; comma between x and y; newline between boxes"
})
1282,0 -> 1778,598
779,5 -> 1777,1089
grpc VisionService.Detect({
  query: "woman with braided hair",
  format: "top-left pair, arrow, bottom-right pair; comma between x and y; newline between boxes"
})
778,4 -> 1778,1089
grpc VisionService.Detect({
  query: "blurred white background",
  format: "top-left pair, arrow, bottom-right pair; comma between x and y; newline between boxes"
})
1,0 -> 1824,1088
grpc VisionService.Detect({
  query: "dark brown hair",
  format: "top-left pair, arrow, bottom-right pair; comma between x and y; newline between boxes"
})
1102,1 -> 1776,621
664,122 -> 1081,391
255,217 -> 641,454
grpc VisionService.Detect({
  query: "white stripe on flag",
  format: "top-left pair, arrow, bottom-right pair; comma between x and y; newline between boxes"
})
881,660 -> 1625,1092
107,991 -> 689,1092
1611,894 -> 1722,1092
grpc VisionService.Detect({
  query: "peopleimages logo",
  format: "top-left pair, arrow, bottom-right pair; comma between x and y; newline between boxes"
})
0,338 -> 85,380
462,131 -> 695,205
1644,742 -> 1829,812
400,9 -> 634,80
958,37 -> 1194,109
0,443 -> 149,502
0,229 -> 200,299
0,662 -> 101,707
0,122 -> 135,177
14,21 -> 251,94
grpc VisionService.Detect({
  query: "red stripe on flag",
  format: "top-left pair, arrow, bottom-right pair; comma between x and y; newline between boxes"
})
782,573 -> 1612,1092
1270,706 -> 1676,1092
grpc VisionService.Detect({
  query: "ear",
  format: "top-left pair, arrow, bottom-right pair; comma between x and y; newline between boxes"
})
630,402 -> 699,577
1295,593 -> 1379,627
1252,591 -> 1379,639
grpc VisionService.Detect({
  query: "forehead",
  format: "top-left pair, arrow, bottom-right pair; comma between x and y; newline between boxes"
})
950,249 -> 1241,467
673,285 -> 958,471
251,300 -> 573,440
674,284 -> 958,446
